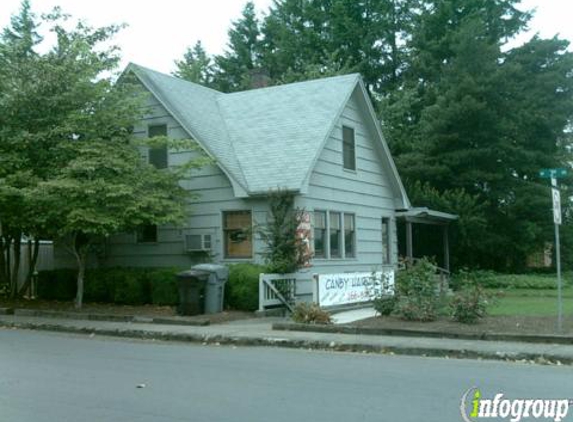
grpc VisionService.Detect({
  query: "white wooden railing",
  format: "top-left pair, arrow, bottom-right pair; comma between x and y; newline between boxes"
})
258,272 -> 315,312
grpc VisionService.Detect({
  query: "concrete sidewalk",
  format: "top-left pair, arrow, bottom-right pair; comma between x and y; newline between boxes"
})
1,313 -> 573,365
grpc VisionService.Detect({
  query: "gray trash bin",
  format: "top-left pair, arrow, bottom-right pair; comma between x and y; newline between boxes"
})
192,264 -> 229,314
176,269 -> 209,316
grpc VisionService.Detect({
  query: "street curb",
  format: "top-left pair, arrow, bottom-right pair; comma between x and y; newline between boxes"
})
272,322 -> 573,345
0,319 -> 570,365
12,309 -> 210,327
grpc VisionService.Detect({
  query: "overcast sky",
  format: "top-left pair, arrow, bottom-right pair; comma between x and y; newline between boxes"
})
0,0 -> 571,74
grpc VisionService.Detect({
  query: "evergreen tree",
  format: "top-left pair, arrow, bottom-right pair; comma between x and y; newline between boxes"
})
213,1 -> 264,91
173,40 -> 213,86
385,0 -> 573,269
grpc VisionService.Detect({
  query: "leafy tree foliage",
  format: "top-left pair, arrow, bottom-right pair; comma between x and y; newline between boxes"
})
35,140 -> 187,308
0,0 -> 46,295
0,2 -> 200,304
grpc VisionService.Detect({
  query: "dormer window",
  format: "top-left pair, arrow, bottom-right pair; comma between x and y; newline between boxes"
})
342,126 -> 356,171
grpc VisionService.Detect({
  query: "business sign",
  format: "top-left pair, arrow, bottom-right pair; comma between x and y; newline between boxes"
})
553,188 -> 562,225
317,271 -> 394,307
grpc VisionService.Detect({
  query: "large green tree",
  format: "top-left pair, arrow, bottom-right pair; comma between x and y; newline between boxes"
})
0,0 -> 45,295
213,1 -> 264,92
0,2 -> 201,304
385,1 -> 573,269
173,40 -> 214,86
35,139 -> 188,308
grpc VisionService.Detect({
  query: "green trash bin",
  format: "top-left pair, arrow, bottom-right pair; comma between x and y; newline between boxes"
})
176,269 -> 208,316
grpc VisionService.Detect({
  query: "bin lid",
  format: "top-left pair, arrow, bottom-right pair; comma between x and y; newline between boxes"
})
191,264 -> 229,280
176,269 -> 210,280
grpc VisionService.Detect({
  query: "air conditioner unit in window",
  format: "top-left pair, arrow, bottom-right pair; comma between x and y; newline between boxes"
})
185,234 -> 212,252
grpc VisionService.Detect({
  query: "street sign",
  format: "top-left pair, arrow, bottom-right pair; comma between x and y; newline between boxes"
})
539,168 -> 567,179
552,188 -> 562,225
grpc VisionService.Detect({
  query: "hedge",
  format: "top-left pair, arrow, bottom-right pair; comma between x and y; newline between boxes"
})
37,267 -> 183,306
38,264 -> 265,311
451,270 -> 570,290
224,263 -> 266,311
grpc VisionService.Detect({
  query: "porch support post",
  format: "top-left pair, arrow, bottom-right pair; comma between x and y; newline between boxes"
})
406,220 -> 413,261
443,225 -> 450,272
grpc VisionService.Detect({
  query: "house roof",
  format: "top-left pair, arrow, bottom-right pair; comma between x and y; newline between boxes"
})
127,63 -> 409,205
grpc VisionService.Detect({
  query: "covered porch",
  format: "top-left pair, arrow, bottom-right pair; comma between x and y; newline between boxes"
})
395,207 -> 458,275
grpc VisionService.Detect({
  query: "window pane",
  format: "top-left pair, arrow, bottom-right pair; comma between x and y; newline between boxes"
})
137,224 -> 157,243
330,212 -> 341,258
224,211 -> 252,258
314,211 -> 326,229
148,124 -> 168,169
342,126 -> 356,170
148,124 -> 167,137
313,211 -> 327,258
382,217 -> 391,265
149,146 -> 168,169
344,214 -> 355,258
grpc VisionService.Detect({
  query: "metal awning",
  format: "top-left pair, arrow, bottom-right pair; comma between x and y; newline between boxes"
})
395,207 -> 458,225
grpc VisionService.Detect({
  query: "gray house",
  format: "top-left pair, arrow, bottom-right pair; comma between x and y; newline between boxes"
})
100,64 -> 455,275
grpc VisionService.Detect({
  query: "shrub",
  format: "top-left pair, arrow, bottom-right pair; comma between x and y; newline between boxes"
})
291,302 -> 332,324
373,295 -> 397,316
452,269 -> 563,290
84,268 -> 113,303
110,268 -> 150,305
37,269 -> 77,301
450,285 -> 489,323
258,189 -> 309,274
149,268 -> 180,305
394,258 -> 440,322
225,263 -> 265,311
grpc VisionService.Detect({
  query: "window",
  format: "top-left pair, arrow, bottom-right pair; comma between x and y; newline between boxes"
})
313,210 -> 355,259
329,212 -> 341,258
223,211 -> 252,258
382,217 -> 391,265
136,224 -> 157,243
344,214 -> 355,258
342,126 -> 356,170
313,211 -> 327,258
148,124 -> 168,169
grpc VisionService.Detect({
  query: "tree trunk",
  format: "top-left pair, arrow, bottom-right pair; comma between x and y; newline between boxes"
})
0,237 -> 7,289
18,238 -> 40,297
5,237 -> 12,293
10,235 -> 21,299
73,240 -> 88,309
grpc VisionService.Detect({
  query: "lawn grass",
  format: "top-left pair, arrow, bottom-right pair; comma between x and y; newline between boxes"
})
487,287 -> 573,316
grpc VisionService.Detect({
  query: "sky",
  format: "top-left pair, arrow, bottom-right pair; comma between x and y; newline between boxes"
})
0,0 -> 571,74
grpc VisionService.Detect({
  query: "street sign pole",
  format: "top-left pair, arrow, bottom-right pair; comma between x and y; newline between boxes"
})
540,168 -> 566,333
551,177 -> 563,332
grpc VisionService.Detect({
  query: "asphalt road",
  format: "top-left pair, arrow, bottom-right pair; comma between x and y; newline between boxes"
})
1,329 -> 572,422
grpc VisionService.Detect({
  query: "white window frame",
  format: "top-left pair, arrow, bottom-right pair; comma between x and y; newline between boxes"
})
313,210 -> 356,260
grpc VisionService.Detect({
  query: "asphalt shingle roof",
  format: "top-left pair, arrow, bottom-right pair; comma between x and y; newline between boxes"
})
129,64 -> 360,195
